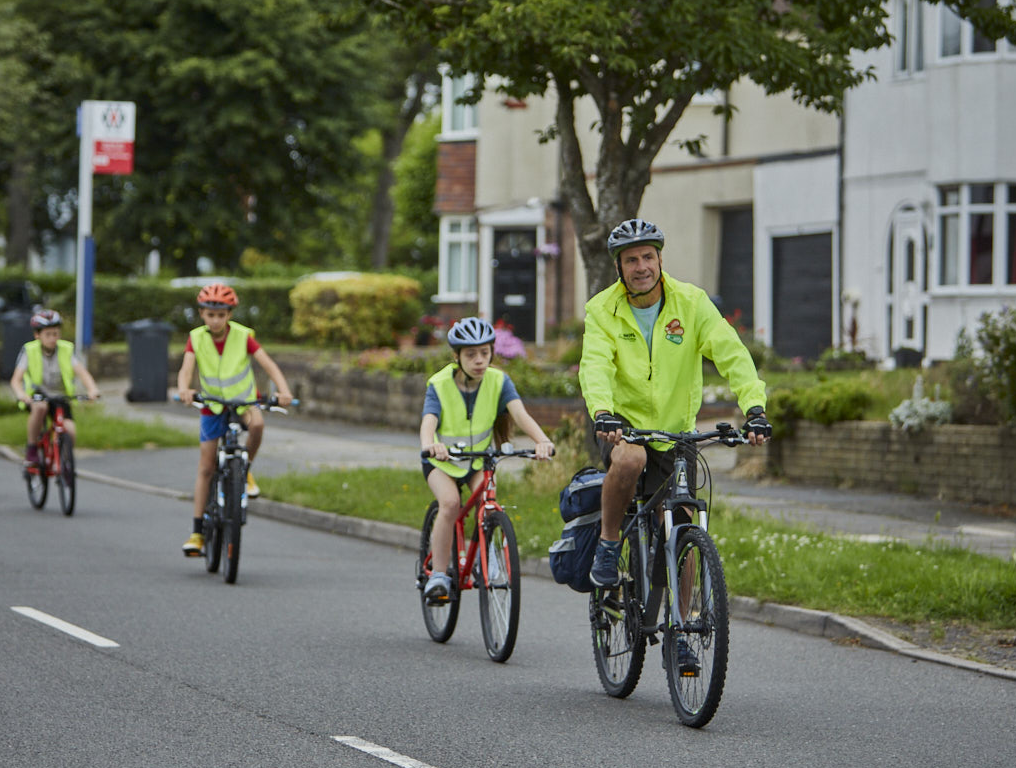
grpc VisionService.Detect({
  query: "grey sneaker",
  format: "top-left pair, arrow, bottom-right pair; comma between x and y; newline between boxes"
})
675,637 -> 701,676
424,572 -> 452,601
589,539 -> 621,587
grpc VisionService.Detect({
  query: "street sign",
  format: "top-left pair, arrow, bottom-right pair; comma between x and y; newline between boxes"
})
88,101 -> 136,175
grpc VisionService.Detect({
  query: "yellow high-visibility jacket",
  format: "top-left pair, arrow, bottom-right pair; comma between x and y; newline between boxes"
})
579,272 -> 765,438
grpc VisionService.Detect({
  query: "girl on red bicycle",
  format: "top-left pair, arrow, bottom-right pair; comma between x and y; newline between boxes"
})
419,317 -> 555,600
9,309 -> 100,466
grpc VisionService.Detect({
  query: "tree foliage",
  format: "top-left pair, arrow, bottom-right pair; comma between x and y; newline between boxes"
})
378,0 -> 1016,295
1,0 -> 388,274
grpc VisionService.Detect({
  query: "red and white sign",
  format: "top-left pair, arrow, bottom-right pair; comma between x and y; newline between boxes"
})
89,101 -> 136,175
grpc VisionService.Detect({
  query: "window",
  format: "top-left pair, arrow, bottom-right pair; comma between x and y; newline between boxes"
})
439,216 -> 478,298
895,0 -> 925,75
935,182 -> 1016,288
939,1 -> 1004,59
440,71 -> 479,138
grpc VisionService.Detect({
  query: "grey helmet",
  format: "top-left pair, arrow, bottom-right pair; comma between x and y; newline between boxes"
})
447,317 -> 496,350
607,218 -> 665,260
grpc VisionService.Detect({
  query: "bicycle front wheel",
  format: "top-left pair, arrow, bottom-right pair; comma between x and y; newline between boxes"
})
222,457 -> 244,584
663,525 -> 729,728
590,525 -> 646,698
417,501 -> 460,643
56,435 -> 75,516
477,510 -> 521,663
24,440 -> 48,510
204,475 -> 223,574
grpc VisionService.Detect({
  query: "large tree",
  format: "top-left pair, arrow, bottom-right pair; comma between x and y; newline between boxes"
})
378,0 -> 1016,295
3,0 -> 379,274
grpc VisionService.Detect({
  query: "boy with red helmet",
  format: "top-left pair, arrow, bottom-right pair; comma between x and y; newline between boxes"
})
176,283 -> 293,556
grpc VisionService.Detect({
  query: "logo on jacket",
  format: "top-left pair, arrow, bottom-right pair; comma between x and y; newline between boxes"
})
665,318 -> 684,345
619,331 -> 637,341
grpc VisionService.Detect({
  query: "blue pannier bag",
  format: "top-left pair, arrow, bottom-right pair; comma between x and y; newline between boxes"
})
549,467 -> 605,592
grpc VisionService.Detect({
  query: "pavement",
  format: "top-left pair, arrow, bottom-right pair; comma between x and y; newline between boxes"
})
6,378 -> 1016,681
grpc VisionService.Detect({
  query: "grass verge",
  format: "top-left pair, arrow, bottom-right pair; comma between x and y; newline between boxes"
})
258,466 -> 1016,630
0,403 -> 194,450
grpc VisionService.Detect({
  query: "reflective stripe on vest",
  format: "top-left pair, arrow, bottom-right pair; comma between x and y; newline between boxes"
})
190,321 -> 257,414
427,363 -> 504,478
23,339 -> 76,396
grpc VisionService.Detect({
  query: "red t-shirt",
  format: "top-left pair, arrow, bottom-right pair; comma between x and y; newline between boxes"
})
186,326 -> 261,413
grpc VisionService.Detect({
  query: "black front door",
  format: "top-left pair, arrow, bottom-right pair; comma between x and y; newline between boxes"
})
492,229 -> 537,341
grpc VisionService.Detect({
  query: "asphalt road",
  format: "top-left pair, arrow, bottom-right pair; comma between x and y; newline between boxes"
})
3,465 -> 1016,768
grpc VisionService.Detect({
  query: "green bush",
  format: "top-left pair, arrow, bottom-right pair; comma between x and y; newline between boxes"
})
48,277 -> 298,343
944,330 -> 999,425
765,380 -> 873,438
969,307 -> 1016,424
290,274 -> 422,349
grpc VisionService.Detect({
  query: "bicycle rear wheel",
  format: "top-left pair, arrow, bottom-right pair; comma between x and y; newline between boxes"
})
590,525 -> 646,697
477,510 -> 521,663
204,475 -> 223,574
222,457 -> 245,584
24,439 -> 48,510
56,435 -> 75,516
417,501 -> 460,643
664,525 -> 729,728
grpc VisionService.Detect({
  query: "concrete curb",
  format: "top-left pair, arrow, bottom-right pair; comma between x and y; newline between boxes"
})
5,448 -> 1014,681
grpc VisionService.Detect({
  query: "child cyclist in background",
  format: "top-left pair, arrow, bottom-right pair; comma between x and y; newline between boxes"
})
420,316 -> 555,600
9,309 -> 100,465
176,283 -> 293,557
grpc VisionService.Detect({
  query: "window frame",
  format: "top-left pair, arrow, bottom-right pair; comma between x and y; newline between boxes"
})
436,215 -> 479,302
937,2 -> 1016,61
438,69 -> 479,141
894,0 -> 926,76
933,182 -> 1016,293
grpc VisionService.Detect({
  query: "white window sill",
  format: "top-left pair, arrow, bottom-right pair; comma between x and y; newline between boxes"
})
433,292 -> 478,304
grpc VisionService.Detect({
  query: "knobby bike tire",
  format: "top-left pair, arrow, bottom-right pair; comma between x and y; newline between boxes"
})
418,501 -> 460,643
204,474 -> 223,574
25,439 -> 49,509
222,457 -> 245,584
477,510 -> 521,663
590,523 -> 647,698
56,435 -> 75,516
663,525 -> 729,728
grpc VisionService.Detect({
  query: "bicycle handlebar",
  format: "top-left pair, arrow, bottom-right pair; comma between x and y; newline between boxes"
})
174,393 -> 300,413
621,422 -> 749,448
420,443 -> 554,460
30,393 -> 95,402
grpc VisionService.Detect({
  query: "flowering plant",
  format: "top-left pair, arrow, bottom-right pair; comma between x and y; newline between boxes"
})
493,319 -> 527,359
535,242 -> 560,259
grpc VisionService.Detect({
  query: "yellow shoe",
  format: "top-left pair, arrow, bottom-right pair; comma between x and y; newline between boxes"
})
246,471 -> 260,499
182,532 -> 205,557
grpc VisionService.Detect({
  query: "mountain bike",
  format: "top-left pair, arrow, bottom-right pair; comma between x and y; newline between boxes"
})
589,422 -> 748,727
416,444 -> 546,663
184,393 -> 295,584
23,394 -> 91,516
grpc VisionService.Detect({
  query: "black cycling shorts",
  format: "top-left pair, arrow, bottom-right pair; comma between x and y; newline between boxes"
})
596,414 -> 697,505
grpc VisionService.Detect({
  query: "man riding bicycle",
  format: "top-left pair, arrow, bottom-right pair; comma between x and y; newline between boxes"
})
578,218 -> 772,589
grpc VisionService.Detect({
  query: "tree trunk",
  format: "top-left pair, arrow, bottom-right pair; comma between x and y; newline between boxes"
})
369,128 -> 401,271
6,157 -> 33,268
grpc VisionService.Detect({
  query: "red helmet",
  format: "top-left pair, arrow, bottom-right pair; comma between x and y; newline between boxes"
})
30,309 -> 62,329
196,283 -> 238,309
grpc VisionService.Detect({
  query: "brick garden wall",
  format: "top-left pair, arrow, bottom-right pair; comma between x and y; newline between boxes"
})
771,421 -> 1016,506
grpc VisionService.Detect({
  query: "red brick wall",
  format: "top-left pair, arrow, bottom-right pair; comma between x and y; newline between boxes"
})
434,141 -> 476,214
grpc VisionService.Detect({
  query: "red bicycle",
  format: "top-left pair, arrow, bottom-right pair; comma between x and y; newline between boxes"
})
23,394 -> 89,516
416,444 -> 544,662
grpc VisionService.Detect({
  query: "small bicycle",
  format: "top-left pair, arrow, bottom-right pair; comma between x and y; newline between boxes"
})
23,393 -> 91,516
589,422 -> 747,728
183,393 -> 295,584
416,444 -> 545,663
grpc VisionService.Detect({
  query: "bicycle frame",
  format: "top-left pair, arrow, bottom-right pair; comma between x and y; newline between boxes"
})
30,396 -> 72,478
450,459 -> 503,591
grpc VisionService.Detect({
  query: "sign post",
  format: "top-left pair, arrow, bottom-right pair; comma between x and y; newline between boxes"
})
76,100 -> 135,354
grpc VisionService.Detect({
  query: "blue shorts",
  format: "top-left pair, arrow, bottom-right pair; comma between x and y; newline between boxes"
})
199,411 -> 244,443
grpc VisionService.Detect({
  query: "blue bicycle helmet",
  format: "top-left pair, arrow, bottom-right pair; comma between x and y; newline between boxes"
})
607,218 -> 665,260
447,317 -> 496,350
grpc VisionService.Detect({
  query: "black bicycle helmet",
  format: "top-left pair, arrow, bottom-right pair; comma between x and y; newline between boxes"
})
30,309 -> 62,329
447,317 -> 496,350
607,218 -> 665,260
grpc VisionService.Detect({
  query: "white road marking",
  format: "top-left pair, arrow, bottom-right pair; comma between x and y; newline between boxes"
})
333,736 -> 439,768
957,525 -> 1016,538
11,606 -> 120,648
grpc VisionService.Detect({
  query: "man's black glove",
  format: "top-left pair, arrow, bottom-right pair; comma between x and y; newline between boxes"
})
743,406 -> 771,439
594,412 -> 625,435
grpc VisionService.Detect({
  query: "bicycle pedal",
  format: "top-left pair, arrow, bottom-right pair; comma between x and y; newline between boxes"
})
425,595 -> 450,606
